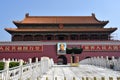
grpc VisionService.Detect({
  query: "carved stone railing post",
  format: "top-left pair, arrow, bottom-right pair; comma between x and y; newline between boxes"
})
29,58 -> 32,64
2,58 -> 5,62
36,57 -> 38,63
19,59 -> 23,80
4,61 -> 10,80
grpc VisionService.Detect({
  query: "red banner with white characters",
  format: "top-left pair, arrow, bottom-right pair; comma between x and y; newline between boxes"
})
82,45 -> 120,51
0,45 -> 43,52
0,45 -> 120,52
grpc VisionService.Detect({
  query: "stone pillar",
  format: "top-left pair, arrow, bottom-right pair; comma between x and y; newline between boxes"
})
50,59 -> 54,66
29,58 -> 32,64
112,56 -> 115,60
19,59 -> 23,80
19,59 -> 23,66
101,56 -> 104,59
36,58 -> 38,63
2,58 -> 5,62
4,61 -> 10,80
8,58 -> 10,61
12,58 -> 14,62
106,56 -> 109,61
4,61 -> 9,70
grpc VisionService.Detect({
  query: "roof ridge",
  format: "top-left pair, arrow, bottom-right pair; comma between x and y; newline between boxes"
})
25,13 -> 92,18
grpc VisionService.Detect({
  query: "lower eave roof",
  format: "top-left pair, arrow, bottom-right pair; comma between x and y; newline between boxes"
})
5,28 -> 117,33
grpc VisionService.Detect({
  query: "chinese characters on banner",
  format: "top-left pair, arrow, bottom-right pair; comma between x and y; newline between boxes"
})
82,45 -> 120,51
0,45 -> 43,52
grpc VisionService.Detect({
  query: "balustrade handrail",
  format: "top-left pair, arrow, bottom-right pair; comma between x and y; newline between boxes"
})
80,56 -> 120,71
0,57 -> 54,80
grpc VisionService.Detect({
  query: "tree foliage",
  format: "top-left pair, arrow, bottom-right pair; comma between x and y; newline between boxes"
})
66,47 -> 83,54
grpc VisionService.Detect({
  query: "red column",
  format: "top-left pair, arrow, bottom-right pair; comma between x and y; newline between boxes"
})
43,35 -> 45,40
68,35 -> 71,40
53,35 -> 56,40
78,35 -> 80,40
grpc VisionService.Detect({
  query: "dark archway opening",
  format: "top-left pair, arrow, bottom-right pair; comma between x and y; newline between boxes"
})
57,55 -> 67,65
85,56 -> 91,59
108,57 -> 112,60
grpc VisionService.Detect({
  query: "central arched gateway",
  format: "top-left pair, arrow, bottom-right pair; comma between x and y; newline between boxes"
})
57,55 -> 67,65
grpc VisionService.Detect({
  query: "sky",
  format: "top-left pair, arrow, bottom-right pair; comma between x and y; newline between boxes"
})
0,0 -> 120,41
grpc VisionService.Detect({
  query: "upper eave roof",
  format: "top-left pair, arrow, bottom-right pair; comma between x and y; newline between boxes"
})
13,13 -> 109,26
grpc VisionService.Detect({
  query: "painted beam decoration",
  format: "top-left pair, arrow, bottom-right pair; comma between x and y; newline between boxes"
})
57,43 -> 67,55
0,45 -> 43,52
82,45 -> 120,51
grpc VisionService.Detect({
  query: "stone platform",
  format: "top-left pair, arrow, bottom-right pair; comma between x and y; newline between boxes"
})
41,64 -> 120,80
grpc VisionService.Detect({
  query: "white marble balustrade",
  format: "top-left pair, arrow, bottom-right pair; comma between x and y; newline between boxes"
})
0,57 -> 54,80
80,56 -> 120,71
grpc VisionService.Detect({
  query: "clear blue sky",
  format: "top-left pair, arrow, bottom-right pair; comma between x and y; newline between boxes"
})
0,0 -> 120,41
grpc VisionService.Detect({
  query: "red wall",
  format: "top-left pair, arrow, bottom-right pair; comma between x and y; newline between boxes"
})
0,45 -> 120,63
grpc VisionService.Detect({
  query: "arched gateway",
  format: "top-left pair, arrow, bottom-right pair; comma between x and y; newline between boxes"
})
57,55 -> 67,65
